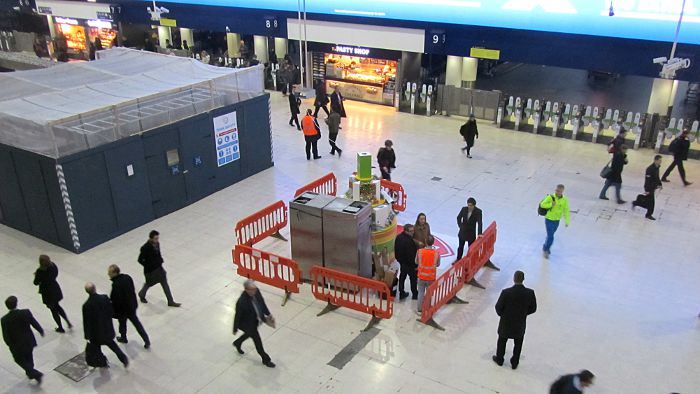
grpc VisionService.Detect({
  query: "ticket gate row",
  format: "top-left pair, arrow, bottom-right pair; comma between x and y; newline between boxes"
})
397,82 -> 438,117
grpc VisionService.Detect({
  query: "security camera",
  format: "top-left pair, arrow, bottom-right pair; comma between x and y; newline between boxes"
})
160,6 -> 169,14
652,57 -> 668,64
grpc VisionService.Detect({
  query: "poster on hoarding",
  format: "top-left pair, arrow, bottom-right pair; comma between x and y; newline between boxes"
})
213,111 -> 240,167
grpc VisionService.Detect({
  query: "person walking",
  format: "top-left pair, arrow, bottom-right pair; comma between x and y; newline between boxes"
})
492,270 -> 537,370
82,283 -> 129,368
313,80 -> 330,118
1,296 -> 44,384
456,197 -> 483,260
232,280 -> 276,368
632,155 -> 663,220
33,255 -> 72,333
108,264 -> 150,349
288,86 -> 301,130
539,184 -> 570,259
415,236 -> 441,316
662,129 -> 692,186
377,140 -> 396,180
599,144 -> 628,203
550,370 -> 595,394
301,109 -> 322,160
330,86 -> 347,119
325,110 -> 343,157
413,213 -> 432,249
394,224 -> 418,300
137,230 -> 181,307
460,114 -> 479,158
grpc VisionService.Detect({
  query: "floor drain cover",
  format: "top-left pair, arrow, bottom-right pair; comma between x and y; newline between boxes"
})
54,352 -> 92,382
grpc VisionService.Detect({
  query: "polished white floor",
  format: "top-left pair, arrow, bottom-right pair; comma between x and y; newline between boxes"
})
1,92 -> 699,394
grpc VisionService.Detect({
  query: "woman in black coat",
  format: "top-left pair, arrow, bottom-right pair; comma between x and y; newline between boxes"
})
33,255 -> 72,333
599,145 -> 628,203
460,114 -> 479,158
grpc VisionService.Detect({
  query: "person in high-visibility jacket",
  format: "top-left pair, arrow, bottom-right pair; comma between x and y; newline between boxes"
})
415,235 -> 440,315
301,109 -> 322,160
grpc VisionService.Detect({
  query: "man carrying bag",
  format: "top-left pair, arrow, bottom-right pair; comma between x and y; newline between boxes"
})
632,155 -> 663,220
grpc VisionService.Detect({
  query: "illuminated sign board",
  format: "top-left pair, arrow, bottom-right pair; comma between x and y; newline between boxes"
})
87,19 -> 113,29
152,0 -> 700,45
332,45 -> 370,56
55,17 -> 78,25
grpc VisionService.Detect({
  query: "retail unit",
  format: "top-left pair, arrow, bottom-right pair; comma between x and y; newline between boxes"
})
321,197 -> 373,278
289,192 -> 336,280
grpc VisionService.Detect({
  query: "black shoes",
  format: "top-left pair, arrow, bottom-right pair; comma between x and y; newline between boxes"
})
168,302 -> 182,307
55,327 -> 65,333
661,178 -> 670,182
117,336 -> 128,344
492,356 -> 503,366
144,341 -> 151,349
684,181 -> 692,186
646,215 -> 656,220
313,156 -> 322,160
263,360 -> 276,368
617,200 -> 626,204
511,362 -> 519,370
233,342 -> 244,355
599,196 -> 609,200
411,294 -> 418,300
399,292 -> 409,300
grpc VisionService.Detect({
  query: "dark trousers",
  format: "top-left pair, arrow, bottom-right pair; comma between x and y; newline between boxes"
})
313,104 -> 329,118
495,335 -> 524,366
599,179 -> 622,202
634,192 -> 655,217
304,135 -> 319,160
11,347 -> 41,379
47,302 -> 69,329
101,340 -> 128,365
233,328 -> 271,363
398,265 -> 417,295
662,158 -> 687,182
456,236 -> 475,260
289,113 -> 300,129
139,268 -> 175,304
328,132 -> 341,154
118,312 -> 150,344
380,168 -> 391,181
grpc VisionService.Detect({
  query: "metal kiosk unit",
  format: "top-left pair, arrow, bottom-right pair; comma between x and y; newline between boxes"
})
289,192 -> 335,281
322,197 -> 373,278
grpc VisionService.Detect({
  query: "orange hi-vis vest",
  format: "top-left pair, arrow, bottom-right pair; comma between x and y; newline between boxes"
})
301,115 -> 318,136
417,248 -> 438,281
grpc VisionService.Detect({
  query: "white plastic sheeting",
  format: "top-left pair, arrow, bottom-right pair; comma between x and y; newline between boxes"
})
0,48 -> 264,158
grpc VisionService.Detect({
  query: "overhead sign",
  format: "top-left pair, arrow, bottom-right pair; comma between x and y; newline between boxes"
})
87,19 -> 113,29
37,6 -> 51,14
96,11 -> 113,21
159,18 -> 177,27
213,111 -> 240,167
155,0 -> 700,45
470,47 -> 500,60
331,45 -> 370,56
55,17 -> 78,25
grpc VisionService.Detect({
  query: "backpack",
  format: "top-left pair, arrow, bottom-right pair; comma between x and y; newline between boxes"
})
537,195 -> 554,216
668,138 -> 680,154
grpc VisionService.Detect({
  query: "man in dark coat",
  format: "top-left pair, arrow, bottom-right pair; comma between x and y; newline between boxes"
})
607,128 -> 627,153
82,283 -> 129,368
460,114 -> 479,158
377,140 -> 396,181
108,264 -> 150,348
492,270 -> 537,369
288,87 -> 301,130
1,296 -> 44,383
550,370 -> 595,394
662,129 -> 692,186
137,230 -> 180,307
330,86 -> 347,118
313,80 -> 330,118
633,155 -> 663,220
456,197 -> 483,260
232,280 -> 275,368
325,110 -> 342,157
599,144 -> 628,203
394,224 -> 418,300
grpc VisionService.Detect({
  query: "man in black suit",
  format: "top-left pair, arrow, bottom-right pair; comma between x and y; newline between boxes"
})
137,230 -> 180,307
330,86 -> 347,119
233,280 -> 275,368
492,270 -> 537,369
662,129 -> 692,186
1,296 -> 44,383
550,370 -> 595,394
456,197 -> 483,260
82,283 -> 129,368
288,86 -> 301,130
395,224 -> 418,300
633,155 -> 663,220
108,264 -> 150,348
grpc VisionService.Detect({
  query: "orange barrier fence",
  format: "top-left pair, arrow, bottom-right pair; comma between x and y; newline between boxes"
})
294,172 -> 337,198
232,244 -> 301,305
418,221 -> 499,330
234,200 -> 288,247
310,265 -> 393,330
380,179 -> 407,212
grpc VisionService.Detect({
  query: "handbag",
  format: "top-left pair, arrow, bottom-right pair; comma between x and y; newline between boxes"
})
600,160 -> 612,178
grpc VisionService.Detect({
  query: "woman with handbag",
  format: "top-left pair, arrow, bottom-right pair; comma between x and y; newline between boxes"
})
599,145 -> 628,203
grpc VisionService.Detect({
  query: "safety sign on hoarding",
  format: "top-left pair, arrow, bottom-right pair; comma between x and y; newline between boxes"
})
213,111 -> 240,167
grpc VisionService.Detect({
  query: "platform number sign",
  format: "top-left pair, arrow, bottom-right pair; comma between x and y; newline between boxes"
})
427,29 -> 446,53
264,17 -> 279,33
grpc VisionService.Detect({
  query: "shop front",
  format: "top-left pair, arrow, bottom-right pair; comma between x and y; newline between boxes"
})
309,43 -> 401,106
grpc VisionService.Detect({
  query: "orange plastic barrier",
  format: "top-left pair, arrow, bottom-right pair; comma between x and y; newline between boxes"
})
419,256 -> 469,329
294,172 -> 337,198
462,222 -> 499,288
380,179 -> 407,212
234,200 -> 287,247
310,265 -> 393,330
232,245 -> 301,298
